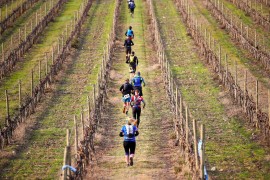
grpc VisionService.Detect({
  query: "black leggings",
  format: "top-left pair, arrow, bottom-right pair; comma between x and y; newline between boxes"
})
132,107 -> 141,127
123,141 -> 136,155
126,47 -> 132,55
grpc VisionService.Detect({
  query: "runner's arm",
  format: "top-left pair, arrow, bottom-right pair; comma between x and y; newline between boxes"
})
119,132 -> 124,137
142,78 -> 146,86
119,126 -> 125,137
131,41 -> 134,46
120,85 -> 124,92
135,131 -> 139,136
142,99 -> 146,108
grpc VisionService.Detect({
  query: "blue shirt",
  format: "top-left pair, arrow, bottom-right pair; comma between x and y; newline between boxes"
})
121,125 -> 138,142
132,75 -> 145,87
127,29 -> 133,36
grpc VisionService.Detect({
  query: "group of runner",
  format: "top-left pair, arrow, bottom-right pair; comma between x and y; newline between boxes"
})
119,0 -> 143,167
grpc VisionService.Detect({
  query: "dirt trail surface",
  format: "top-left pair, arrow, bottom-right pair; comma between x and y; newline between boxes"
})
153,0 -> 270,179
0,0 -> 115,178
87,0 -> 182,179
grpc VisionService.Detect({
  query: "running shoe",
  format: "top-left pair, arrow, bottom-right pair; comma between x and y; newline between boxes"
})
130,157 -> 133,166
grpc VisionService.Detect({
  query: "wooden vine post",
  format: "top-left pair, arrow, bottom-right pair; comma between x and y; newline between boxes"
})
74,115 -> 78,160
200,124 -> 205,179
193,119 -> 199,169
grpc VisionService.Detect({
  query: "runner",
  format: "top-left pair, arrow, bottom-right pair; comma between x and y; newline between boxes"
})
119,117 -> 139,167
128,1 -> 136,18
120,78 -> 134,115
125,26 -> 134,39
130,89 -> 146,128
131,71 -> 145,96
126,51 -> 138,80
123,37 -> 134,59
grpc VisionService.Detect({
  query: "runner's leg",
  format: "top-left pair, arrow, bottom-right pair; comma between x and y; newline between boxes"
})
132,107 -> 136,120
129,142 -> 136,166
124,141 -> 130,165
137,108 -> 141,127
126,101 -> 130,114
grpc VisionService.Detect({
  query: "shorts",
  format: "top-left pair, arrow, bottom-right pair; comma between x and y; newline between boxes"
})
122,95 -> 131,103
123,141 -> 136,155
129,65 -> 136,73
126,47 -> 132,55
130,8 -> 134,13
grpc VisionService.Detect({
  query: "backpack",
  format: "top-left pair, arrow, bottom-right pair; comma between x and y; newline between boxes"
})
129,2 -> 135,9
126,125 -> 134,138
129,55 -> 135,63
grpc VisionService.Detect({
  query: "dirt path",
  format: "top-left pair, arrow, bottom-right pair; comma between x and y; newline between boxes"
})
87,0 -> 183,179
0,0 -> 115,178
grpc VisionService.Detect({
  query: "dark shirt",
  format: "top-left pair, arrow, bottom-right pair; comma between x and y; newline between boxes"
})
124,39 -> 134,48
120,83 -> 134,96
127,55 -> 138,66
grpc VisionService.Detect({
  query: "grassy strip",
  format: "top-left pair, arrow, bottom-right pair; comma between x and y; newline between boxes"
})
153,0 -> 270,179
0,0 -> 116,178
249,0 -> 269,16
0,0 -> 83,127
220,0 -> 270,48
88,0 -> 179,178
189,0 -> 270,110
0,0 -> 25,19
0,0 -> 57,57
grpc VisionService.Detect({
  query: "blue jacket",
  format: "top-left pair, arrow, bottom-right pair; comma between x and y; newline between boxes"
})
132,75 -> 145,87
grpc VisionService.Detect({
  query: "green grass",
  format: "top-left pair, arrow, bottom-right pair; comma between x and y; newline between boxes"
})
0,0 -> 116,178
220,0 -> 270,48
0,0 -> 26,19
0,0 -> 59,56
190,0 -> 270,111
0,0 -> 83,127
0,0 -> 45,44
153,0 -> 270,178
86,0 -> 188,178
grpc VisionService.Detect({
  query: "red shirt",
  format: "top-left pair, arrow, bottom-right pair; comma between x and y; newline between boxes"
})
131,95 -> 144,108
